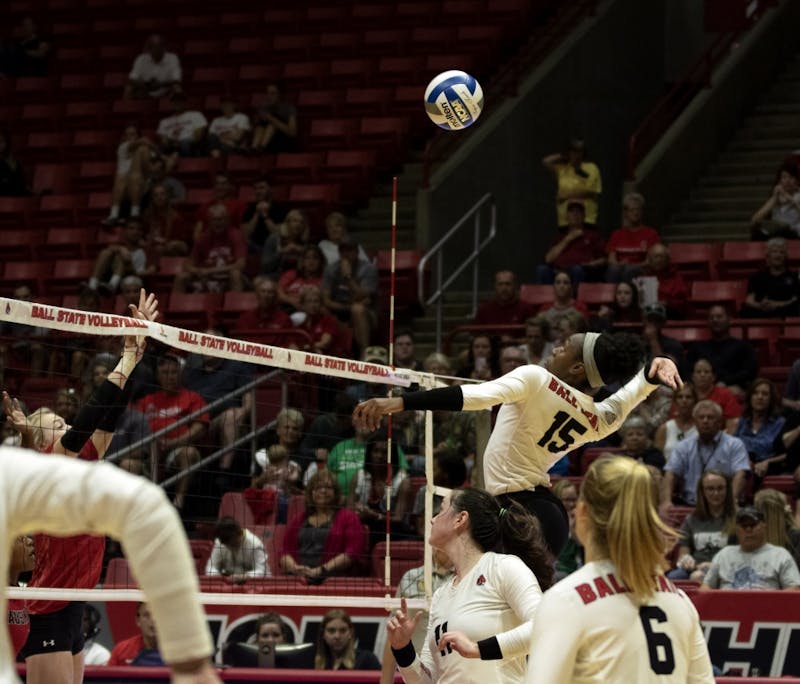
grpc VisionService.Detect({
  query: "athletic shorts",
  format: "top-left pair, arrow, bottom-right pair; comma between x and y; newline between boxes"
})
20,601 -> 86,658
497,487 -> 569,558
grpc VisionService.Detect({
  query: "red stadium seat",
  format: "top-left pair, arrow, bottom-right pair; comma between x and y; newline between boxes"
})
664,327 -> 711,344
166,292 -> 222,330
36,227 -> 95,260
253,524 -> 286,577
343,87 -> 391,116
272,34 -> 314,60
286,495 -> 306,526
104,557 -> 137,587
760,475 -> 796,501
287,183 -> 341,207
745,325 -> 781,367
296,89 -> 343,117
189,539 -> 214,576
317,32 -> 357,58
229,37 -> 265,57
281,61 -> 327,89
19,103 -> 64,132
218,491 -> 255,529
362,28 -> 409,55
36,194 -> 86,227
669,242 -> 721,280
219,291 -> 258,327
371,541 -> 423,584
25,132 -> 70,163
45,259 -> 95,295
328,59 -> 376,88
781,325 -> 800,365
64,101 -> 108,128
238,64 -> 281,86
32,163 -> 74,195
717,241 -> 765,279
76,161 -> 116,192
0,197 -> 36,229
519,284 -> 555,308
273,153 -> 324,185
689,280 -> 746,316
306,118 -> 358,150
1,261 -> 49,295
0,229 -> 42,261
376,56 -> 425,84
576,282 -> 617,310
70,130 -> 117,160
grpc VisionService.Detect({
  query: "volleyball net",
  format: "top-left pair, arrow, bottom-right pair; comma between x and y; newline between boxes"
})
0,294 -> 465,664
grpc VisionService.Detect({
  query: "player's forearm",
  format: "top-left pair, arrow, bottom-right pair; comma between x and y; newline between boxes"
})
403,385 -> 464,411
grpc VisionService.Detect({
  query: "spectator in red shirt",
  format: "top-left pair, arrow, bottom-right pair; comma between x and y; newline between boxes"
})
234,276 -> 292,334
107,603 -> 164,667
141,183 -> 189,256
473,270 -> 537,327
689,358 -> 741,433
605,192 -> 661,282
297,285 -> 341,355
536,201 -> 606,286
278,244 -> 325,312
174,202 -> 246,293
193,172 -> 246,241
639,243 -> 689,319
136,355 -> 209,510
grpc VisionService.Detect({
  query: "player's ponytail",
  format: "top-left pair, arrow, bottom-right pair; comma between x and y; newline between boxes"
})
581,456 -> 678,600
450,487 -> 553,590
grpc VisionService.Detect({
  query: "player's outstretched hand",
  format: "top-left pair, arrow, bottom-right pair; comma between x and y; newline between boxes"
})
437,630 -> 479,659
2,391 -> 28,435
170,660 -> 222,684
386,597 -> 423,650
353,397 -> 404,432
647,357 -> 683,390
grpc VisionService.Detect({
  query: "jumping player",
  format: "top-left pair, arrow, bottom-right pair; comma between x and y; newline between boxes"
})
3,289 -> 158,684
387,488 -> 552,683
354,332 -> 682,556
525,456 -> 714,682
0,445 -> 220,684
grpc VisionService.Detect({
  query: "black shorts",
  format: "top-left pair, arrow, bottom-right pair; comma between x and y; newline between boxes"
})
20,601 -> 86,658
497,487 -> 570,558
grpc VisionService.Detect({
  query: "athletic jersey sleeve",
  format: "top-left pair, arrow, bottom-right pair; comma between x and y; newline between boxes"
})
493,555 -> 542,658
460,365 -> 549,411
524,588 -> 581,683
3,447 -> 212,665
592,368 -> 658,439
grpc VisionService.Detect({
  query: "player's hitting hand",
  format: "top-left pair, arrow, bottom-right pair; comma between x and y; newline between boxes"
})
2,391 -> 28,435
437,630 -> 479,659
353,397 -> 404,432
386,597 -> 423,650
647,357 -> 683,390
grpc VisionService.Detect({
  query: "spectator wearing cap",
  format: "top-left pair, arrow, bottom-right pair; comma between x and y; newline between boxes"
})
322,238 -> 379,356
700,506 -> 800,591
605,192 -> 661,282
542,138 -> 602,227
156,92 -> 207,158
641,302 -> 685,366
660,399 -> 750,512
638,243 -> 688,319
536,201 -> 606,287
473,270 -> 537,327
740,238 -> 800,318
125,34 -> 182,99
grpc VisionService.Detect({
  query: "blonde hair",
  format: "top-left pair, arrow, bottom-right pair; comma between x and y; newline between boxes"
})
315,609 -> 355,670
755,488 -> 796,550
581,456 -> 678,601
267,444 -> 289,465
276,407 -> 304,430
27,407 -> 58,451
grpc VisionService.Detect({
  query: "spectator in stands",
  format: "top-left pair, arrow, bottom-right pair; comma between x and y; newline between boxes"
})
542,138 -> 602,227
315,609 -> 380,671
48,287 -> 106,381
668,469 -> 736,582
410,452 -> 468,537
208,96 -> 251,158
205,516 -> 268,580
82,605 -> 110,666
473,270 -> 537,327
537,270 -> 589,337
322,237 -> 379,355
254,613 -> 292,647
280,469 -> 366,582
4,17 -> 50,77
755,488 -> 800,567
156,92 -> 207,159
251,82 -> 298,154
262,209 -> 308,279
736,378 -> 786,478
655,383 -> 698,462
685,305 -> 758,398
277,244 -> 325,312
86,218 -> 154,295
554,309 -> 588,347
634,383 -> 675,451
498,342 -> 526,376
0,284 -> 47,381
521,315 -> 553,366
251,444 -> 303,524
296,285 -> 341,355
393,329 -> 422,371
423,352 -> 452,377
141,183 -> 189,256
605,192 -> 661,282
193,172 -> 246,241
318,212 -> 368,265
242,177 -> 283,253
536,201 -> 606,286
107,603 -> 164,666
640,302 -> 685,366
125,34 -> 182,99
0,131 -> 29,197
638,243 -> 688,318
660,399 -> 750,511
299,392 -> 356,469
740,237 -> 800,318
141,156 -> 185,205
174,203 -> 246,294
617,415 -> 665,469
700,506 -> 800,590
234,276 -> 291,334
751,161 -> 800,240
136,354 -> 209,510
52,388 -> 79,428
431,407 -> 476,473
690,359 -> 741,432
183,332 -> 255,486
593,280 -> 643,331
784,359 -> 800,413
552,479 -> 583,581
455,333 -> 498,381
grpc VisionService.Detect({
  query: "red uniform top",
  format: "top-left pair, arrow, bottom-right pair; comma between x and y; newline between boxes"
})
107,634 -> 145,666
235,307 -> 292,331
28,441 -> 105,615
136,389 -> 209,438
7,599 -> 29,655
606,226 -> 660,264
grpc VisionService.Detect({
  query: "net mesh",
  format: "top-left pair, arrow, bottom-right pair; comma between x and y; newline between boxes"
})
1,295 -> 447,664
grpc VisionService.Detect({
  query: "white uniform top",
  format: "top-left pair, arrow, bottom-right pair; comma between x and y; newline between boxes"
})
0,447 -> 211,682
205,528 -> 269,577
399,551 -> 541,684
525,559 -> 714,684
460,365 -> 657,495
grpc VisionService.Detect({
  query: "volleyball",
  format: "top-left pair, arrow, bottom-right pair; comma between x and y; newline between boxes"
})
423,70 -> 484,131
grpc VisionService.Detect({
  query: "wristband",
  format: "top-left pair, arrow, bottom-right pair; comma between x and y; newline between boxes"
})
477,636 -> 502,660
391,642 -> 416,668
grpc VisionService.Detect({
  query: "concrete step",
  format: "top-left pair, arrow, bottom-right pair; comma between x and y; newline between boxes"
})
679,197 -> 763,212
727,138 -> 798,151
690,186 -> 765,200
665,222 -> 750,241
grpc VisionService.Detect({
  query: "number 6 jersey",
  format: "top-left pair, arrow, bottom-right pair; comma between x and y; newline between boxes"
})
525,559 -> 714,683
460,365 -> 658,495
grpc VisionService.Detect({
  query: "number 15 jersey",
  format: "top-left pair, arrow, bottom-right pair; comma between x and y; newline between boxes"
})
460,365 -> 658,496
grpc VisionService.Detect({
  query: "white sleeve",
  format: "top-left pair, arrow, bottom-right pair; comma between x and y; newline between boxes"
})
685,600 -> 716,683
592,368 -> 658,439
4,448 -> 212,664
494,555 -> 542,658
168,53 -> 182,82
156,117 -> 169,136
208,117 -> 223,136
128,54 -> 145,80
247,539 -> 269,577
524,590 -> 581,683
397,590 -> 441,684
205,540 -> 223,576
461,366 -> 548,411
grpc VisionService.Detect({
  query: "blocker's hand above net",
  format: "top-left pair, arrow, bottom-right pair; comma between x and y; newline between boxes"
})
353,397 -> 404,432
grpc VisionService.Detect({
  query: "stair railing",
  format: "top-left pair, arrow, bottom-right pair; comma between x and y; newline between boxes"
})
417,193 -> 497,351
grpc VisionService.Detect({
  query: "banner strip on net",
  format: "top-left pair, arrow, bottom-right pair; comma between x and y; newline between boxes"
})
0,297 -> 437,388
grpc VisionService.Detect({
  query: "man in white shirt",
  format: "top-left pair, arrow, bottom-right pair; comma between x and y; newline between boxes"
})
204,517 -> 269,581
157,92 -> 207,158
208,97 -> 251,158
125,34 -> 182,99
